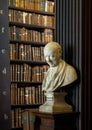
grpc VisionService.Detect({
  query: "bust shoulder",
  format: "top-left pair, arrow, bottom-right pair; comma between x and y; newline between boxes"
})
62,64 -> 78,86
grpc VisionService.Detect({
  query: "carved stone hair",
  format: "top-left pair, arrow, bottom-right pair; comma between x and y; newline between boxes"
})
44,41 -> 62,57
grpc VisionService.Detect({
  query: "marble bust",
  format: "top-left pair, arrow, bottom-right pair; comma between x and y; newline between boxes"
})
42,41 -> 78,92
39,41 -> 78,113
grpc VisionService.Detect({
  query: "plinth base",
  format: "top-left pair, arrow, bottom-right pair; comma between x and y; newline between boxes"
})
39,92 -> 73,113
22,109 -> 80,130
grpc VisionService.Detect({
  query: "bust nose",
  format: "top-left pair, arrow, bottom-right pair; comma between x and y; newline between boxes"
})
46,56 -> 50,62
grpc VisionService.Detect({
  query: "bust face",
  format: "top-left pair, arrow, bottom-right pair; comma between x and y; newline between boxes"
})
44,49 -> 61,67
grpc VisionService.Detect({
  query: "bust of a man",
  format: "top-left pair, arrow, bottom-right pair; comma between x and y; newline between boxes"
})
42,41 -> 78,92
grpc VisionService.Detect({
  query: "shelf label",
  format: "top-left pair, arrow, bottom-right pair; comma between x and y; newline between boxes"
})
1,27 -> 5,33
0,9 -> 4,14
1,48 -> 6,54
4,114 -> 8,120
2,68 -> 7,75
2,90 -> 7,96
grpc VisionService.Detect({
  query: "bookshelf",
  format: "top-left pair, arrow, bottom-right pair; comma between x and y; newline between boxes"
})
8,0 -> 56,129
0,0 -> 91,130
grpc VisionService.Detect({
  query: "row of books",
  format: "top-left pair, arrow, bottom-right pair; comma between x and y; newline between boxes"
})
22,109 -> 37,130
9,0 -> 54,13
11,84 -> 45,105
10,64 -> 49,82
10,43 -> 45,61
9,9 -> 55,27
9,26 -> 53,42
11,108 -> 22,128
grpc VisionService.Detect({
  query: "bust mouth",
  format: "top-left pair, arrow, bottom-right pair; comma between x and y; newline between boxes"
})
49,63 -> 57,67
48,61 -> 61,67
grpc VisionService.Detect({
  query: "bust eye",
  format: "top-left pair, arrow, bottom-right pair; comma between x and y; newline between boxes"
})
50,55 -> 55,59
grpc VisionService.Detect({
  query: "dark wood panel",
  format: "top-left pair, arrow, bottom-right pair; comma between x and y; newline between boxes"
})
0,0 -> 11,130
81,0 -> 91,130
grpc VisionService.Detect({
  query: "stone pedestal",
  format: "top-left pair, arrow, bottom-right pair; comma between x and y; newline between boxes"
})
39,92 -> 73,113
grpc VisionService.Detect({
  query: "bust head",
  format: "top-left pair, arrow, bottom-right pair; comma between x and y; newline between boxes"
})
44,41 -> 62,67
42,41 -> 78,92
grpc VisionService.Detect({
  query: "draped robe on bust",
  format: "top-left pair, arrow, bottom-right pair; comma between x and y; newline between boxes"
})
42,59 -> 77,92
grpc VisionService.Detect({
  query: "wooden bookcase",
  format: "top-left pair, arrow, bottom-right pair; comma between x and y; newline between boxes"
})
8,0 -> 56,129
1,0 -> 90,130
